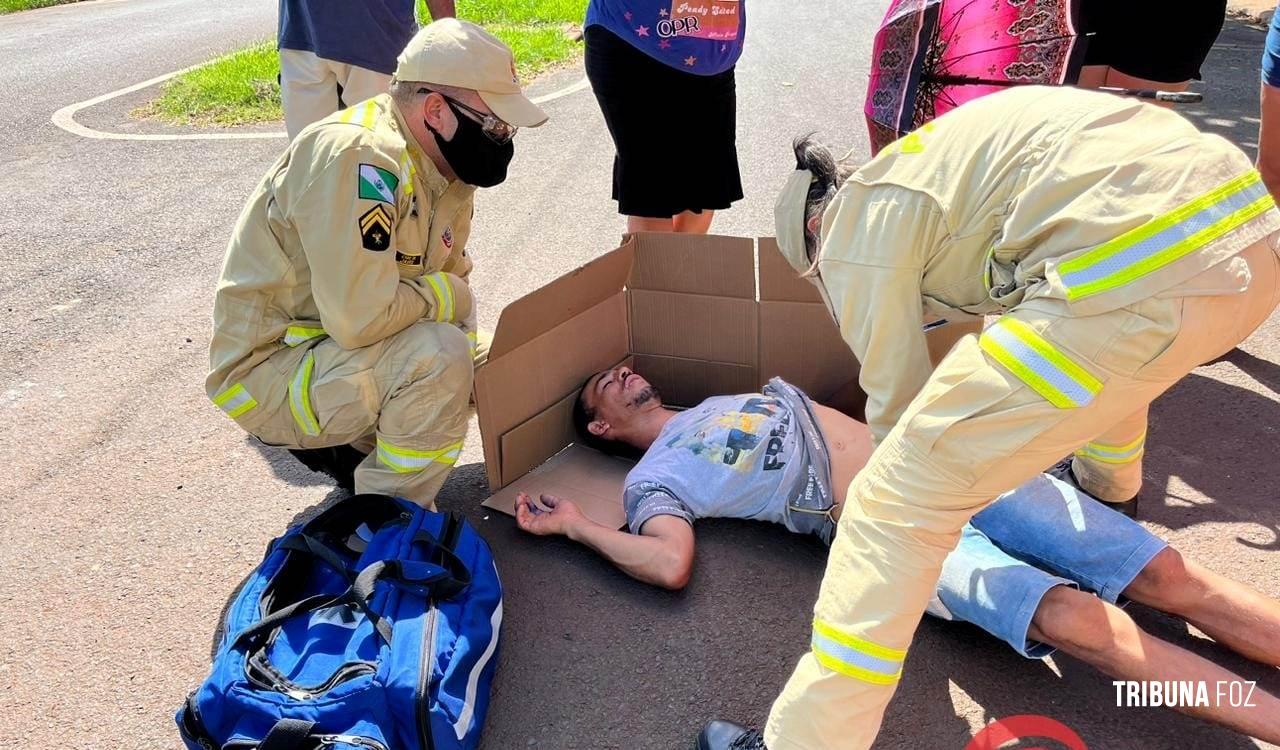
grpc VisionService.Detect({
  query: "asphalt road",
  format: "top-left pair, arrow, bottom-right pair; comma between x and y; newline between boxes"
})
0,2 -> 1278,749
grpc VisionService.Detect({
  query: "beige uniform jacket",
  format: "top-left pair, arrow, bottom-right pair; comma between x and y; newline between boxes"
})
207,95 -> 476,406
819,86 -> 1280,442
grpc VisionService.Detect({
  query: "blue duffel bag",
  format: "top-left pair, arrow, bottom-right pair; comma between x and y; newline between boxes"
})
177,494 -> 502,750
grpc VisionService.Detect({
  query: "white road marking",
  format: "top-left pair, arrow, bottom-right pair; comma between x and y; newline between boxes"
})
531,76 -> 590,104
52,53 -> 591,143
51,60 -> 287,142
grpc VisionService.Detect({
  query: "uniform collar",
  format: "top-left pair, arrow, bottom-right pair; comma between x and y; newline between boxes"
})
388,98 -> 452,196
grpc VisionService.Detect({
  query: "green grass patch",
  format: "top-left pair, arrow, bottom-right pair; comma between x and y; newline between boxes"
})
421,0 -> 586,78
144,0 -> 587,127
0,0 -> 84,13
489,23 -> 582,78
428,0 -> 586,26
143,40 -> 282,127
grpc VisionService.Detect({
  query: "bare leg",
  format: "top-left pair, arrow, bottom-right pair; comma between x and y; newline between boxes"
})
1124,547 -> 1280,667
1029,585 -> 1280,744
672,209 -> 715,234
1075,65 -> 1189,108
1258,82 -> 1280,199
626,215 -> 675,233
1076,64 -> 1110,89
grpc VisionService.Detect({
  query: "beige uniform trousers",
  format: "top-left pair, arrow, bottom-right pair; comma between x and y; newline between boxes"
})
280,49 -> 393,140
765,236 -> 1280,749
238,320 -> 480,508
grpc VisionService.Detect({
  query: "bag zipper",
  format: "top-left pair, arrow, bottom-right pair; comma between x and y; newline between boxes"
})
415,512 -> 461,750
246,652 -> 378,700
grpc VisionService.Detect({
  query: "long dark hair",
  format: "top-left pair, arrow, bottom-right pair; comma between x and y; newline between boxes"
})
793,134 -> 855,260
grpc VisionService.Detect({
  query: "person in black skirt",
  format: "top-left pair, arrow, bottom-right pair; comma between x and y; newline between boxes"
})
583,0 -> 746,233
1075,0 -> 1228,105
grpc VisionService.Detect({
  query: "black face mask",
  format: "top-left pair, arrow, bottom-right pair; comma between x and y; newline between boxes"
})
425,100 -> 514,188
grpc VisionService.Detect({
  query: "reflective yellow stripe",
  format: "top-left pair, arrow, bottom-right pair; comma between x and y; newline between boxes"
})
1058,171 -> 1276,301
979,318 -> 1102,409
892,121 -> 935,155
376,438 -> 463,474
283,325 -> 327,347
288,351 -> 322,437
212,383 -> 257,419
400,151 -> 416,198
423,272 -> 453,321
466,330 -> 478,356
360,100 -> 377,129
1076,431 -> 1146,464
811,619 -> 905,686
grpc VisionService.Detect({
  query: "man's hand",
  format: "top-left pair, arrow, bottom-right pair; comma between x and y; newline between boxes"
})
515,492 -> 586,537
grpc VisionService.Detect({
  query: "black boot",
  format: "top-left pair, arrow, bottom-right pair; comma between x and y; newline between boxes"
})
1047,457 -> 1138,518
287,445 -> 366,492
697,720 -> 766,750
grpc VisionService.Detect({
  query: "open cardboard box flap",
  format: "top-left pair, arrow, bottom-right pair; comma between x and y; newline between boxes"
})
476,232 -> 862,529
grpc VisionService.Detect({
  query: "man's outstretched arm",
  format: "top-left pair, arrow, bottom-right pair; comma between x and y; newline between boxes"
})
515,492 -> 695,590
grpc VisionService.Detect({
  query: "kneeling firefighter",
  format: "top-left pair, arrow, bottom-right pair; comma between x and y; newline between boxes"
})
698,86 -> 1280,749
206,20 -> 548,507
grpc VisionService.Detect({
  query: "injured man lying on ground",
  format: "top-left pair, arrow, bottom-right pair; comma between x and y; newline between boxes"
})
515,366 -> 1280,743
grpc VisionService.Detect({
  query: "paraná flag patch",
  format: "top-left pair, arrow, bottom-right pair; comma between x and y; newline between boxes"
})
359,164 -> 399,204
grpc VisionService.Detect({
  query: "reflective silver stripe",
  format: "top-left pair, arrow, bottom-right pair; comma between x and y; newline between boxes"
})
376,438 -> 463,474
979,318 -> 1102,409
212,383 -> 257,418
283,325 -> 327,347
1077,432 -> 1146,464
810,619 -> 905,686
1058,171 -> 1275,300
288,351 -> 321,436
423,272 -> 453,322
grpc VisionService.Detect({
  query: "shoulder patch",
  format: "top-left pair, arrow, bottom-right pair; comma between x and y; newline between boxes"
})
359,163 -> 399,204
359,205 -> 394,252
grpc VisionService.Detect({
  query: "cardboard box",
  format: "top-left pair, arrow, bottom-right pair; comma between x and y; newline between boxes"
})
476,232 -> 972,529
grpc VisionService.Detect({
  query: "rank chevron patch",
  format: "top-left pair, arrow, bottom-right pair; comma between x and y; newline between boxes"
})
359,204 -> 393,252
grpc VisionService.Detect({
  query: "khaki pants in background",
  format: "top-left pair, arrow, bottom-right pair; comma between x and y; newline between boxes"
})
765,236 -> 1280,750
280,48 -> 392,140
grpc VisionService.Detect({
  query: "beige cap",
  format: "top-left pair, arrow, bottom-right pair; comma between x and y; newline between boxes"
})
395,18 -> 549,128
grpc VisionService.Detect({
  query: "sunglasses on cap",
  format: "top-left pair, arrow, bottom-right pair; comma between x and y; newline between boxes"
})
418,88 -> 517,145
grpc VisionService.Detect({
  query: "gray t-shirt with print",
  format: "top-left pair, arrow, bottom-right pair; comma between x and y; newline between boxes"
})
623,387 -> 812,534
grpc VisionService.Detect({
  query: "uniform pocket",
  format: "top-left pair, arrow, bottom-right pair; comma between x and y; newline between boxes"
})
310,368 -> 379,439
902,361 -> 1029,486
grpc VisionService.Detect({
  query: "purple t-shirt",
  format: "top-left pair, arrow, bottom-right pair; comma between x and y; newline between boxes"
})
585,0 -> 746,75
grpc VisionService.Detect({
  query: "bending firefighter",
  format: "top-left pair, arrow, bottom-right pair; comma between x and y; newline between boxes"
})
703,86 -> 1280,749
207,20 -> 547,507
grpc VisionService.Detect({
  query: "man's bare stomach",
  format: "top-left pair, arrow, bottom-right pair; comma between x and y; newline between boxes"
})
810,402 -> 875,519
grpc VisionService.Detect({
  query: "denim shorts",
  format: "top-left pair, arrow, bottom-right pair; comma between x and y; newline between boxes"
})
928,473 -> 1168,658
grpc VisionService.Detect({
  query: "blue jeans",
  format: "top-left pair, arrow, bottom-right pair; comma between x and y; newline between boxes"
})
929,473 -> 1167,658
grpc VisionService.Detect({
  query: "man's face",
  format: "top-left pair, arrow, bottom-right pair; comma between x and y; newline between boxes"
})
583,366 -> 661,438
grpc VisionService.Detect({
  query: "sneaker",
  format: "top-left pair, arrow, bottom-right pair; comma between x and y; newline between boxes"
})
697,720 -> 766,750
1047,457 -> 1138,518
